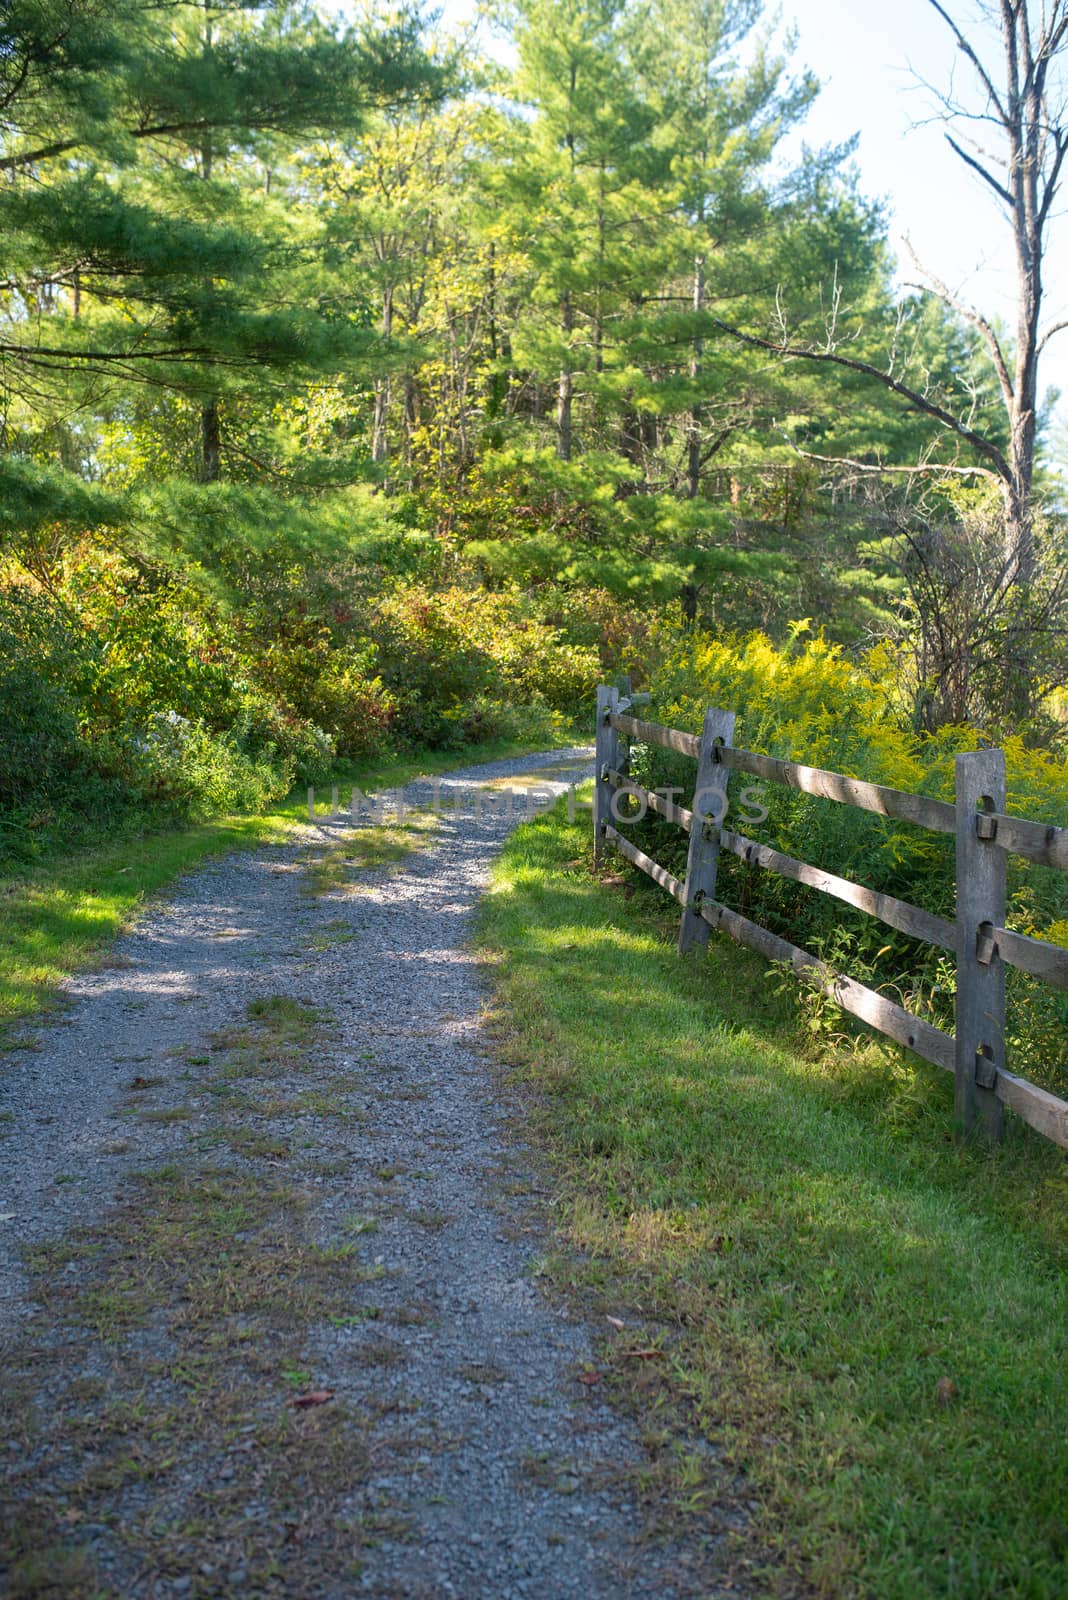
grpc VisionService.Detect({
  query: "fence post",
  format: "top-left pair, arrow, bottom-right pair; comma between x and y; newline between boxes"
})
955,748 -> 1007,1140
616,675 -> 632,779
678,708 -> 736,954
593,684 -> 620,866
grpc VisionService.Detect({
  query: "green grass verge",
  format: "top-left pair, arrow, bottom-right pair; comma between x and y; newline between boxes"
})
477,798 -> 1068,1600
0,731 -> 581,1049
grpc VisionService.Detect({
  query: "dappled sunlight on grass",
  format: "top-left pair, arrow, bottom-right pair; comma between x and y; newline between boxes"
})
303,811 -> 439,896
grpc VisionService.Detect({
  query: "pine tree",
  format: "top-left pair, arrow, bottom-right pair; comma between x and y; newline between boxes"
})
0,0 -> 439,535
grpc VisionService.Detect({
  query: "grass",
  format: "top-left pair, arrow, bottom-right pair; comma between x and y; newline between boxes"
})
304,810 -> 439,896
7,1156 -> 378,1594
0,732 -> 577,1049
477,798 -> 1068,1600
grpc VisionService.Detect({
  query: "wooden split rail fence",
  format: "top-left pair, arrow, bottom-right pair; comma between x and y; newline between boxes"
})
593,684 -> 1068,1150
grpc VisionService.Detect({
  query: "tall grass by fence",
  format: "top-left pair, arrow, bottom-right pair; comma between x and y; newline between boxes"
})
593,684 -> 1068,1150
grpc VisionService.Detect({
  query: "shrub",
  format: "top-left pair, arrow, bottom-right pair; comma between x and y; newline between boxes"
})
0,587 -> 115,813
629,624 -> 1068,1091
303,652 -> 397,762
130,712 -> 288,817
0,570 -> 328,859
369,583 -> 599,748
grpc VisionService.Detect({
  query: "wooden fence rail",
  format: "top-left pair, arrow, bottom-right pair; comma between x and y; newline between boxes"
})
594,685 -> 1068,1151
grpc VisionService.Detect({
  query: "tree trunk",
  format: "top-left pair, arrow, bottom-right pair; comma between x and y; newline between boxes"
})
1007,268 -> 1038,587
198,26 -> 220,488
200,395 -> 221,483
403,372 -> 419,476
372,285 -> 394,466
556,292 -> 573,461
686,252 -> 705,502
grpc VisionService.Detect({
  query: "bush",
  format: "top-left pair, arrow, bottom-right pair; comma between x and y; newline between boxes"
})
369,583 -> 599,748
130,712 -> 288,817
629,624 -> 1068,1092
223,690 -> 335,788
296,652 -> 396,763
0,587 -> 117,813
0,571 -> 329,859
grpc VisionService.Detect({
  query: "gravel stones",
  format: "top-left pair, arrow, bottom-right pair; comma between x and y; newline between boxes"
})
0,749 -> 734,1597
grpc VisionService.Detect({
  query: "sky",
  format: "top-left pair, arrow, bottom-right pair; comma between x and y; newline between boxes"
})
428,0 -> 1068,420
778,1 -> 1061,368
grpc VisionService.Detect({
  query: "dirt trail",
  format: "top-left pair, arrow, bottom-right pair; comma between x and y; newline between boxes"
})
1,750 -> 732,1599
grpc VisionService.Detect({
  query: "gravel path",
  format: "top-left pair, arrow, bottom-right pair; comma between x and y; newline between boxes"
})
1,749 -> 732,1598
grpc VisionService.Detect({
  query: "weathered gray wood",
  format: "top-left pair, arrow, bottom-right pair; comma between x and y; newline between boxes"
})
995,1069 -> 1068,1151
607,716 -> 1068,867
720,829 -> 956,952
594,701 -> 1068,1154
616,677 -> 632,778
605,769 -> 694,833
697,900 -> 955,1073
609,713 -> 701,760
679,709 -> 735,954
603,824 -> 686,904
955,750 -> 1007,1140
594,686 -> 621,867
717,746 -> 957,835
977,923 -> 1068,989
981,811 -> 1068,869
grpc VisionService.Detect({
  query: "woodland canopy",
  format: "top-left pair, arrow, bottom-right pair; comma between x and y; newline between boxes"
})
2,0 -> 1066,858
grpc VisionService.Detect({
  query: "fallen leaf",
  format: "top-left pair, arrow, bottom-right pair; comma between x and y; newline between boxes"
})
577,1371 -> 600,1386
935,1376 -> 956,1407
130,1076 -> 151,1090
289,1389 -> 334,1409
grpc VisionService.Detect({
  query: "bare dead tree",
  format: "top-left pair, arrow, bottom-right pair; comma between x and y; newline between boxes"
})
721,5 -> 1068,567
866,485 -> 1068,733
917,0 -> 1068,586
711,3 -> 1068,723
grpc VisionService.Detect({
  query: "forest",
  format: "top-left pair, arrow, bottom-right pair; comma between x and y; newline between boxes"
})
5,7 -> 1068,1595
2,0 -> 1068,1060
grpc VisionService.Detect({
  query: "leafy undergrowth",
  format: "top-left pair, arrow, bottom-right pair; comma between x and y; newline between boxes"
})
0,733 -> 575,1049
477,799 -> 1068,1600
3,996 -> 401,1597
